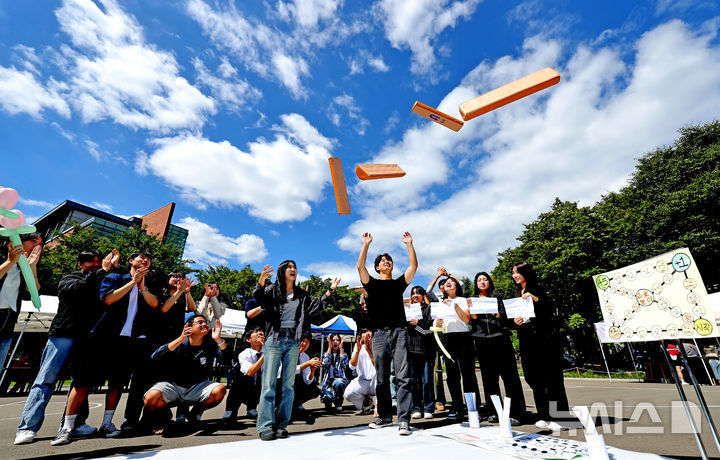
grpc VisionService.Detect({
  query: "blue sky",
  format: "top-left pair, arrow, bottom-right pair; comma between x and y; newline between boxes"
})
1,0 -> 719,290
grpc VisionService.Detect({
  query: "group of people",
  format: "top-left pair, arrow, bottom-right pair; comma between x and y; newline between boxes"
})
2,229 -> 571,447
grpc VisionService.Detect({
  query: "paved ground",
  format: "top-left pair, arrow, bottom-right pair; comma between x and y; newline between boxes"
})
1,377 -> 719,459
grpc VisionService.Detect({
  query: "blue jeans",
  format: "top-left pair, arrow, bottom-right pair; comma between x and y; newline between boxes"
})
0,336 -> 12,373
17,336 -> 75,432
321,378 -> 347,407
373,328 -> 411,422
257,331 -> 299,433
709,359 -> 720,381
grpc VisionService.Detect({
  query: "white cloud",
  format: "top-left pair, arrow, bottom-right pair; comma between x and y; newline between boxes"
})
19,198 -> 54,208
138,113 -> 334,222
55,0 -> 215,132
328,93 -> 370,135
186,0 -> 360,99
91,201 -> 113,212
276,0 -> 343,28
272,52 -> 310,99
305,261 -> 361,288
338,19 -> 720,281
348,50 -> 391,75
193,57 -> 262,112
0,66 -> 70,118
179,216 -> 268,266
374,0 -> 481,76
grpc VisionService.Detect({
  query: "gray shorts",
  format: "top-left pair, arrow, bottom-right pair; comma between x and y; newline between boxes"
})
146,381 -> 222,405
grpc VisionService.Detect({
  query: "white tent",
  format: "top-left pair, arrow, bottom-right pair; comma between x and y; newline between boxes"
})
219,308 -> 247,338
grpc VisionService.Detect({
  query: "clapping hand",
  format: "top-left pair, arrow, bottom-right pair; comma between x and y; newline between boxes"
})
212,320 -> 223,342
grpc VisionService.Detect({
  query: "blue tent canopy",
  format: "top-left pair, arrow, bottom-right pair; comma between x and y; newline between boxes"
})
310,314 -> 357,335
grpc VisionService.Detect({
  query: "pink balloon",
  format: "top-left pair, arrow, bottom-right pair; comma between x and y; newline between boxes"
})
0,187 -> 19,209
0,209 -> 25,229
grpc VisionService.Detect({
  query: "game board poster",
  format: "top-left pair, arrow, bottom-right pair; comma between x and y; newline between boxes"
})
592,248 -> 718,342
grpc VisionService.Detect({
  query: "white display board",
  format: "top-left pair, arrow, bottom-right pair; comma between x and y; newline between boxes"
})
592,248 -> 718,342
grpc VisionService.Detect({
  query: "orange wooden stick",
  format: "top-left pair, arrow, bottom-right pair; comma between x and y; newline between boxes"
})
411,101 -> 464,132
458,67 -> 560,121
328,157 -> 351,215
355,164 -> 406,180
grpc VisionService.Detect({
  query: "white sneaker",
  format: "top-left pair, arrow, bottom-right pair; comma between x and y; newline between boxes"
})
70,423 -> 97,437
423,413 -> 434,419
50,428 -> 72,446
535,420 -> 549,429
398,421 -> 411,436
411,411 -> 422,419
14,430 -> 36,445
547,421 -> 568,431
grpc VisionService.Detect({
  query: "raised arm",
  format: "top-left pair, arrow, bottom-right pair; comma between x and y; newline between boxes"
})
357,233 -> 372,284
427,267 -> 447,293
402,232 -> 418,284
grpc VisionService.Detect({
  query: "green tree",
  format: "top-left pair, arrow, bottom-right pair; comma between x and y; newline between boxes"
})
36,224 -> 191,296
192,264 -> 260,310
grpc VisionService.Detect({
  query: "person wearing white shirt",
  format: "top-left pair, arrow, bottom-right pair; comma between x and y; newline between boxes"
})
433,276 -> 479,421
224,327 -> 264,421
344,329 -> 377,413
291,333 -> 321,424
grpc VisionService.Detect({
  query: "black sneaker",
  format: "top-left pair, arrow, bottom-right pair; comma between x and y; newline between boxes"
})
369,418 -> 393,429
488,415 -> 499,423
276,427 -> 289,439
260,430 -> 277,441
51,428 -> 72,446
447,412 -> 459,421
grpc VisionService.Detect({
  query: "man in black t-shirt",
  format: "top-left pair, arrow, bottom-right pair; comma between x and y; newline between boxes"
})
357,231 -> 417,435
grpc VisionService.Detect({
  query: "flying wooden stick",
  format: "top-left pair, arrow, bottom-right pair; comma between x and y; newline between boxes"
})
356,164 -> 406,180
458,67 -> 560,121
411,101 -> 464,132
328,157 -> 351,215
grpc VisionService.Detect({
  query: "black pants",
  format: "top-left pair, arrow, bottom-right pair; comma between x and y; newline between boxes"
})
443,332 -> 479,414
519,335 -> 569,420
225,373 -> 260,416
474,336 -> 526,419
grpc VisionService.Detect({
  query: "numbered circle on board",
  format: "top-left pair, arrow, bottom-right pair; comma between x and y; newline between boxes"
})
682,323 -> 695,336
667,324 -> 679,337
603,292 -> 611,301
687,292 -> 700,304
670,307 -> 681,317
682,313 -> 694,323
595,275 -> 610,290
625,270 -> 637,281
610,286 -> 617,294
695,318 -> 714,336
636,289 -> 654,306
608,314 -> 618,324
672,253 -> 691,272
651,325 -> 663,337
632,303 -> 641,313
640,265 -> 653,277
663,273 -> 674,285
656,260 -> 669,273
619,287 -> 627,296
693,305 -> 706,316
624,310 -> 634,321
658,299 -> 670,310
623,327 -> 633,337
652,283 -> 663,294
608,326 -> 622,340
627,289 -> 636,298
636,327 -> 648,339
683,278 -> 697,290
605,303 -> 614,314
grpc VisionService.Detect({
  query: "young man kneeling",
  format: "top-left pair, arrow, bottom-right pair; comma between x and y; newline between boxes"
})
143,314 -> 229,433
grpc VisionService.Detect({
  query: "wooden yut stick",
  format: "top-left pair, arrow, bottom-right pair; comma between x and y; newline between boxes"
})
328,157 -> 351,215
355,164 -> 406,180
411,101 -> 464,132
458,67 -> 560,121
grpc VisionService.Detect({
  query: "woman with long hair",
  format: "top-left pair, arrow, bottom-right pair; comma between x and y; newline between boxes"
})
435,276 -> 479,421
254,260 -> 339,441
407,285 -> 436,419
469,271 -> 526,424
511,262 -> 569,430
